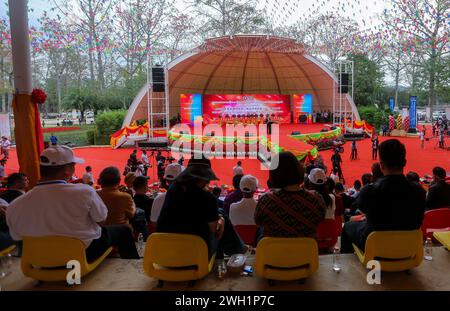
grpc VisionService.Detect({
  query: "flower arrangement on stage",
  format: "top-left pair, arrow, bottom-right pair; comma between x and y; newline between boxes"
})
403,116 -> 410,131
31,88 -> 47,105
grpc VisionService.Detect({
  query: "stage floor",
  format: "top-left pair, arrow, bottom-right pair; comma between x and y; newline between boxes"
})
5,124 -> 450,188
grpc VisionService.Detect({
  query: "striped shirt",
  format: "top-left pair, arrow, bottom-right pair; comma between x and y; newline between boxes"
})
255,189 -> 326,238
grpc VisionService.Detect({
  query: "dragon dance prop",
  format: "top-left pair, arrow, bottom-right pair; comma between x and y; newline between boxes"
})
403,116 -> 410,131
389,115 -> 395,131
289,127 -> 342,145
167,130 -> 318,162
396,115 -> 403,130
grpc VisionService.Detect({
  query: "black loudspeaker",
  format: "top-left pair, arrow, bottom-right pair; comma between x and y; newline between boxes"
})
152,67 -> 165,92
338,73 -> 349,93
291,131 -> 301,135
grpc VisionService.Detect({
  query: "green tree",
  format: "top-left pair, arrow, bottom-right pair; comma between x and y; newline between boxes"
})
63,87 -> 97,121
351,53 -> 384,107
95,110 -> 127,137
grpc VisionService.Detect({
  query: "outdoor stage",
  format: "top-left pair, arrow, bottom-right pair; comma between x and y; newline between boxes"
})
5,124 -> 450,188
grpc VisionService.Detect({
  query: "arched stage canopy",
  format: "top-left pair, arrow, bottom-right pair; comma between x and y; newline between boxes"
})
123,35 -> 359,126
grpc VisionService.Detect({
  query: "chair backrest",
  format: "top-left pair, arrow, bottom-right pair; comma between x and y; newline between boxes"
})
234,225 -> 258,246
364,230 -> 423,263
255,237 -> 319,272
22,236 -> 87,267
143,233 -> 209,275
316,219 -> 338,249
422,208 -> 450,237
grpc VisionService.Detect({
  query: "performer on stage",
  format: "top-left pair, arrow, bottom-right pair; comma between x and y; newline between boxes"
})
350,140 -> 358,160
266,115 -> 273,135
331,149 -> 343,182
371,136 -> 379,160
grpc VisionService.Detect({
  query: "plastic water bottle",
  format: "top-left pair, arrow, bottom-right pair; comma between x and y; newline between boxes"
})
424,237 -> 433,261
137,233 -> 145,257
332,246 -> 342,272
216,259 -> 227,280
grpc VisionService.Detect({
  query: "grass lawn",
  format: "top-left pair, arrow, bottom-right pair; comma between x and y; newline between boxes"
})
42,125 -> 97,147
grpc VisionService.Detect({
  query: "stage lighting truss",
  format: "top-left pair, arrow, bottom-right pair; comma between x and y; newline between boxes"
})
146,53 -> 170,143
333,60 -> 355,125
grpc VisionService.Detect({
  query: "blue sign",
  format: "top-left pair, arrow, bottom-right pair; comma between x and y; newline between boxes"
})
389,97 -> 395,111
409,96 -> 417,129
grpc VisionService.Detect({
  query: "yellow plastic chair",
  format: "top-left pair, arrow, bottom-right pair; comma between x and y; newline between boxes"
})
0,244 -> 15,257
433,231 -> 450,251
352,230 -> 423,272
255,237 -> 319,284
21,236 -> 112,282
143,233 -> 216,286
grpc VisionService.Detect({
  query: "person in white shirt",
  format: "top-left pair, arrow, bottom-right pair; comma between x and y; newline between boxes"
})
82,165 -> 94,186
150,163 -> 183,225
6,145 -> 139,261
0,158 -> 6,178
232,161 -> 244,176
229,175 -> 258,226
307,168 -> 336,219
1,136 -> 11,159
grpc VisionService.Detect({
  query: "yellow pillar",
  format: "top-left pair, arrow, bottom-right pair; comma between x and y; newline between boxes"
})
8,0 -> 40,187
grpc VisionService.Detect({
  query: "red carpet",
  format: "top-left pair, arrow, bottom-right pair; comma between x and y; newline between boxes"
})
5,125 -> 449,189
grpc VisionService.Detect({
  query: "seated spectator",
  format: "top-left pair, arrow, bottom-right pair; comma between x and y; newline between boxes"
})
82,166 -> 94,186
97,167 -> 136,227
121,172 -> 136,196
0,158 -> 6,179
340,139 -> 426,253
133,176 -> 153,222
361,173 -> 372,187
255,152 -> 326,238
306,168 -> 335,219
150,163 -> 183,225
0,198 -> 14,251
426,167 -> 450,210
406,171 -> 421,184
157,157 -> 245,258
223,174 -> 244,216
232,161 -> 244,176
229,175 -> 258,226
328,178 -> 344,218
348,180 -> 362,198
6,146 -> 139,260
212,186 -> 224,209
371,162 -> 384,183
0,173 -> 29,203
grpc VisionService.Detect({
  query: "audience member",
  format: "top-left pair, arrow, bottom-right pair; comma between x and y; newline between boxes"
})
371,162 -> 384,183
223,174 -> 244,216
212,186 -> 224,209
426,167 -> 450,210
340,139 -> 426,253
229,175 -> 258,226
133,176 -> 153,222
406,171 -> 421,184
255,152 -> 326,238
0,198 -> 14,251
306,168 -> 335,219
6,146 -> 139,260
157,157 -> 245,258
97,167 -> 136,227
0,158 -> 6,178
82,166 -> 94,186
122,172 -> 137,196
232,161 -> 244,176
361,173 -> 373,187
0,173 -> 29,203
150,163 -> 183,225
349,180 -> 362,198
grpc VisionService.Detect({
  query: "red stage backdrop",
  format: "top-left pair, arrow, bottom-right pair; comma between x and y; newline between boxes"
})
202,94 -> 291,124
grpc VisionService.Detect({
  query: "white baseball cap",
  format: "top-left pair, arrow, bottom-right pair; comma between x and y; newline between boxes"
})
240,174 -> 258,193
308,168 -> 327,185
164,163 -> 183,180
40,146 -> 85,166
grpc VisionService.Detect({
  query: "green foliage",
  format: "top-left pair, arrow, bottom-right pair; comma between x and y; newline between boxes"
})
95,110 -> 127,137
358,106 -> 391,131
350,53 -> 384,107
43,125 -> 95,147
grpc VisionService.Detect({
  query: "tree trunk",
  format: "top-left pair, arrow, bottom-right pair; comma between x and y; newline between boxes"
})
429,51 -> 437,119
88,47 -> 95,81
394,59 -> 400,109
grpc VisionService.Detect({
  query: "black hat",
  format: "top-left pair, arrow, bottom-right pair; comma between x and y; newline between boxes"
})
176,156 -> 219,182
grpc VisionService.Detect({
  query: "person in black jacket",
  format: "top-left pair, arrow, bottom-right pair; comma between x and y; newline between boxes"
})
340,139 -> 426,253
426,167 -> 450,210
0,173 -> 28,203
